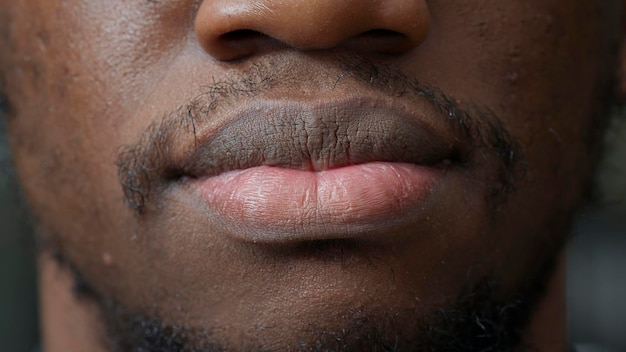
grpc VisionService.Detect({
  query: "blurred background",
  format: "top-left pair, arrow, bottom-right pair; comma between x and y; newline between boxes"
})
0,118 -> 625,351
0,131 -> 39,352
567,116 -> 626,352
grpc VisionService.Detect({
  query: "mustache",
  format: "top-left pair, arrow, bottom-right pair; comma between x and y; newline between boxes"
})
116,54 -> 524,213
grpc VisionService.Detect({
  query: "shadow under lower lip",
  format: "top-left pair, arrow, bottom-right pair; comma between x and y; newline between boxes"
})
194,161 -> 440,243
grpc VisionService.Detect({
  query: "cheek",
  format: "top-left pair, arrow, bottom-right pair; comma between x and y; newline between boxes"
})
429,0 -> 606,196
391,0 -> 611,286
1,1 -> 170,257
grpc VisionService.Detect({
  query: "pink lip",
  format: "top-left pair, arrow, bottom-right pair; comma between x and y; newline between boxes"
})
193,161 -> 441,243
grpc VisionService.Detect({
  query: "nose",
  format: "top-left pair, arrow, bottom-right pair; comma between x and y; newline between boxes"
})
195,0 -> 430,61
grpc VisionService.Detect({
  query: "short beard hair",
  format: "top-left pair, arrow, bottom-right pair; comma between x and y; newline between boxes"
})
52,248 -> 558,352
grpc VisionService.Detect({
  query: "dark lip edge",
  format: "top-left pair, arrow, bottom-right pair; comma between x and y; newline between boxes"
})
165,95 -> 465,182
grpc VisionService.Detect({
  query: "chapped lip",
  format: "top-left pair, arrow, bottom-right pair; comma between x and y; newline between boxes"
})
163,95 -> 466,243
118,93 -> 485,241
171,95 -> 461,180
117,55 -> 520,216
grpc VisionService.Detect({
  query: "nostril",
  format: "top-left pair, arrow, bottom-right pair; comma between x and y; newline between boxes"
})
347,29 -> 413,54
360,29 -> 406,39
215,29 -> 286,59
220,29 -> 268,42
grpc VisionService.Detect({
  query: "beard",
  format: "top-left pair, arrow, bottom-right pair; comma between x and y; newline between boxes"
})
55,248 -> 558,352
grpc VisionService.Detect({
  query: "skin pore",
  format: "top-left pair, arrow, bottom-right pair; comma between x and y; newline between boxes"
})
0,0 -> 623,351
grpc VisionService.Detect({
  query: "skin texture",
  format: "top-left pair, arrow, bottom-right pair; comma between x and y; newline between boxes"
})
0,0 -> 623,351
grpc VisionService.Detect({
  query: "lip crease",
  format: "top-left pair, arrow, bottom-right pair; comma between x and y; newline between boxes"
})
177,96 -> 460,243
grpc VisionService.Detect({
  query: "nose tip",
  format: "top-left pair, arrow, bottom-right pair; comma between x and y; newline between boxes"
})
195,0 -> 430,61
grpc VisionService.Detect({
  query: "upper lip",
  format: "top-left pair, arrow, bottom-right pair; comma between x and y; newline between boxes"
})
171,95 -> 461,180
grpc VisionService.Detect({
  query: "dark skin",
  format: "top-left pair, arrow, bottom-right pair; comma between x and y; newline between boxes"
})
1,0 -> 624,351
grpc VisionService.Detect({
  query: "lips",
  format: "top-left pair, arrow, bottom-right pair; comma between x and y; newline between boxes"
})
174,97 -> 459,243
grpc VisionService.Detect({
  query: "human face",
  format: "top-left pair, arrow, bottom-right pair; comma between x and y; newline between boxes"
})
1,0 -> 621,350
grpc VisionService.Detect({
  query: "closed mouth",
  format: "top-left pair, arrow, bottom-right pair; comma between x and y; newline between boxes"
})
117,63 -> 521,223
156,95 -> 466,243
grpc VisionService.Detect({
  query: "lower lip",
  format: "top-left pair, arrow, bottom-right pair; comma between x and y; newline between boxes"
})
193,162 -> 440,243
